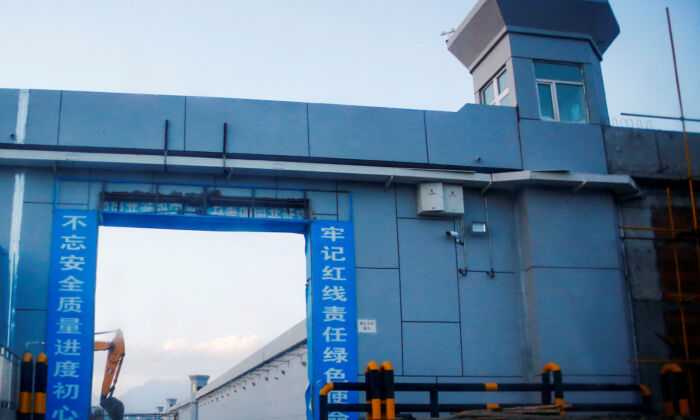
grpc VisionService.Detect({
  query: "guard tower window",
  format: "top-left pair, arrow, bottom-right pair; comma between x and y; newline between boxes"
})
480,69 -> 512,106
535,62 -> 588,123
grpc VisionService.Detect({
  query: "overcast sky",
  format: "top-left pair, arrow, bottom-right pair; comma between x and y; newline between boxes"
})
2,0 -> 699,412
92,227 -> 306,406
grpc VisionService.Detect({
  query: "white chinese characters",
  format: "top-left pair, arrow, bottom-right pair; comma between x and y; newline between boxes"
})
49,212 -> 94,417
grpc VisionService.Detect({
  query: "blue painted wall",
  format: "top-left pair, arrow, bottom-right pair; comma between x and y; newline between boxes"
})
0,246 -> 8,346
0,90 -> 19,143
1,88 -> 530,171
517,187 -> 633,384
57,91 -> 186,150
0,73 -> 636,408
185,97 -> 308,156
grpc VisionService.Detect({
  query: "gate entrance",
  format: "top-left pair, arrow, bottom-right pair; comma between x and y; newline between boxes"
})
45,178 -> 359,420
91,227 -> 307,411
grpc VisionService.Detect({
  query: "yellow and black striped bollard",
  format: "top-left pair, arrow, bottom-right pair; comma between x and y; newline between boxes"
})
18,352 -> 33,420
34,353 -> 48,420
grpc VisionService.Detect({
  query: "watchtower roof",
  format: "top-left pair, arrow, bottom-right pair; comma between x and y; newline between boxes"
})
447,0 -> 620,71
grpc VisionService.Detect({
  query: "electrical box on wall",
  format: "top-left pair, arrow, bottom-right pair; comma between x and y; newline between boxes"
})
416,183 -> 464,216
417,182 -> 444,214
443,184 -> 465,216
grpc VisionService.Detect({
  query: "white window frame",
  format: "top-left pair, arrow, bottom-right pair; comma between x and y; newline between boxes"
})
480,68 -> 511,106
535,63 -> 588,123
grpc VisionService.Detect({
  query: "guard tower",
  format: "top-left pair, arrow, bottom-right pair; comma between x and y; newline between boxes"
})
447,0 -> 620,172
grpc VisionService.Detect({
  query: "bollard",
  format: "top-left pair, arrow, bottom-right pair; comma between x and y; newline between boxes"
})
660,363 -> 689,416
34,353 -> 48,420
639,385 -> 652,414
660,364 -> 683,415
319,382 -> 333,420
542,362 -> 564,415
18,352 -> 33,420
380,361 -> 395,420
365,361 -> 381,420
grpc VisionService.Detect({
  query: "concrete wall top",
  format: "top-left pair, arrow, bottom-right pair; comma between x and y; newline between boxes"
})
604,126 -> 700,179
196,319 -> 307,399
0,88 -> 525,172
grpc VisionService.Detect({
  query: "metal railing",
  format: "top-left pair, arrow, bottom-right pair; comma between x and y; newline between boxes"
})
320,361 -> 652,419
0,344 -> 19,420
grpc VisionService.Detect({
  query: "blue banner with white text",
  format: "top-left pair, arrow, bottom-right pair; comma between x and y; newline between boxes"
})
310,220 -> 358,420
46,210 -> 98,420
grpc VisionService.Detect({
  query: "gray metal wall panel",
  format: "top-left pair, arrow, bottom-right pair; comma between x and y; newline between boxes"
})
395,184 -> 419,219
463,190 -> 517,273
0,168 -> 15,251
23,168 -> 54,204
529,267 -> 633,376
508,34 -> 597,64
356,268 -> 403,375
519,119 -> 607,173
25,90 -> 61,145
307,191 -> 337,216
459,272 -> 523,376
14,309 -> 46,355
0,89 -> 18,143
58,91 -> 185,150
582,62 -> 609,125
339,182 -> 398,269
185,97 -> 308,156
0,249 -> 8,347
402,322 -> 462,376
56,169 -> 90,205
425,105 -> 521,170
15,203 -> 52,310
398,218 -> 459,322
511,58 -> 540,120
308,104 -> 427,163
519,188 -> 620,270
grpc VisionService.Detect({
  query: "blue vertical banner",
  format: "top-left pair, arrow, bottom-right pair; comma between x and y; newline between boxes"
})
310,221 -> 358,420
46,210 -> 98,420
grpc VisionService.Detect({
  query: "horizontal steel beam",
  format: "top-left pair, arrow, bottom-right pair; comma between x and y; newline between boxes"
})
0,147 -> 639,194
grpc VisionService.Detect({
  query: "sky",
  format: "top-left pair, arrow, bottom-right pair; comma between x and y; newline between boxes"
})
0,0 -> 698,132
92,227 -> 306,408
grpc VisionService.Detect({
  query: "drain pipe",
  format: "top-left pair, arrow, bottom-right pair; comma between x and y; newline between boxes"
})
483,195 -> 495,278
458,217 -> 468,276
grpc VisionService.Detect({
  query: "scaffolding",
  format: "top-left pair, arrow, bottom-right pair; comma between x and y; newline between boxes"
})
620,7 -> 699,411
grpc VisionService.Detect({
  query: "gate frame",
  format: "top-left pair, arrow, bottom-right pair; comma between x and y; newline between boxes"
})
45,177 -> 358,419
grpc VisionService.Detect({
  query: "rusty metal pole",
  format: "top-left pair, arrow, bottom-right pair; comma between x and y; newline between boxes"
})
667,187 -> 695,406
667,8 -> 697,408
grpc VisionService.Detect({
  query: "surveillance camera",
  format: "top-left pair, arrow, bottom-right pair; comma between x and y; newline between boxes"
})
446,231 -> 460,238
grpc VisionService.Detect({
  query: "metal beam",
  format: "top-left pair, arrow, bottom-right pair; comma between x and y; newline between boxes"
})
0,148 -> 639,194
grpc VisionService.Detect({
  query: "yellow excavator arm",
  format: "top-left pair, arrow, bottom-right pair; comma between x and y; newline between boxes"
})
94,329 -> 125,420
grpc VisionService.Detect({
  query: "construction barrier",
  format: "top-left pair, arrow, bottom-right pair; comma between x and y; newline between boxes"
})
319,361 -> 653,419
660,363 -> 690,416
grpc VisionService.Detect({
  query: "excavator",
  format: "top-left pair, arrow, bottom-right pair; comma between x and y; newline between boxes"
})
94,330 -> 126,420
